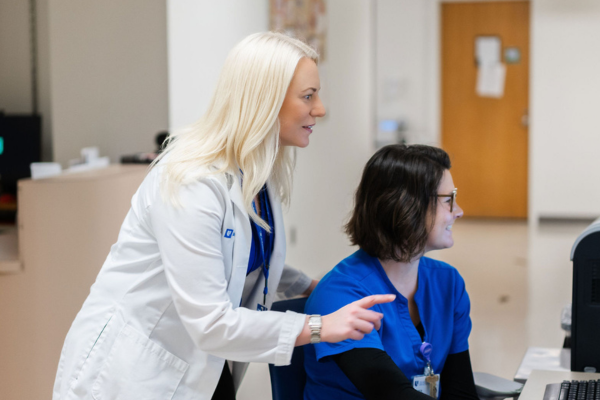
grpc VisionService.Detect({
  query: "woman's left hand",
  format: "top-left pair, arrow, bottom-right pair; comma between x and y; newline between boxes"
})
302,279 -> 319,296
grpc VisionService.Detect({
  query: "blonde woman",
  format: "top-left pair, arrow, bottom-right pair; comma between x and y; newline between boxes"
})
52,32 -> 395,400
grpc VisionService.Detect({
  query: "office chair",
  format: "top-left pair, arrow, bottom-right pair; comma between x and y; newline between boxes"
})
268,298 -> 523,400
269,297 -> 308,400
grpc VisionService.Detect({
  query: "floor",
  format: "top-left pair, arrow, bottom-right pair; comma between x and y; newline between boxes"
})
237,218 -> 589,400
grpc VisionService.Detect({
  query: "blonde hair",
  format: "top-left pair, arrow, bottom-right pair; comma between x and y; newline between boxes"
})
153,32 -> 318,230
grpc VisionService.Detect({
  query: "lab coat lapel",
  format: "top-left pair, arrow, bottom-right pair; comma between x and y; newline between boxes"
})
266,182 -> 286,305
226,176 -> 286,309
227,173 -> 251,308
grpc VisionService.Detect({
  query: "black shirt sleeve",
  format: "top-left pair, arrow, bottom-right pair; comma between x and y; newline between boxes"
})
332,348 -> 479,400
332,348 -> 431,400
439,350 -> 479,400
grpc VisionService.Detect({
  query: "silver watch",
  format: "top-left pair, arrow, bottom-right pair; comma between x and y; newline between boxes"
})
308,315 -> 322,344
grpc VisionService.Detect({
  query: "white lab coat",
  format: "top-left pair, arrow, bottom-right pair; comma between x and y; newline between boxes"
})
52,165 -> 311,400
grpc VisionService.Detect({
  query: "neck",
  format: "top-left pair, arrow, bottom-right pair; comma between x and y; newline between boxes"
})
378,256 -> 421,299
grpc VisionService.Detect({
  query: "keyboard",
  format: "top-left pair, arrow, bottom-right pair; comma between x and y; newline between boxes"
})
543,380 -> 600,400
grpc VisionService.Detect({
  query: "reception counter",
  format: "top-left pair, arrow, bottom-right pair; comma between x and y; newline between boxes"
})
0,165 -> 148,400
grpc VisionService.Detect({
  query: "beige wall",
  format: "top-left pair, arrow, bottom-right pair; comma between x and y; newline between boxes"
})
0,0 -> 168,164
47,0 -> 169,166
0,0 -> 32,114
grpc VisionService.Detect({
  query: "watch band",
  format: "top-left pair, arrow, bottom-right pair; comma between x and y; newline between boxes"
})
308,315 -> 322,344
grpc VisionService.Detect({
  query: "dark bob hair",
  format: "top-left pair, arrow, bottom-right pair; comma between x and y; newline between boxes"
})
345,144 -> 451,262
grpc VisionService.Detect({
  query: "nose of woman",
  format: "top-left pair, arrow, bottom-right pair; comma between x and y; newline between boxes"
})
311,96 -> 326,118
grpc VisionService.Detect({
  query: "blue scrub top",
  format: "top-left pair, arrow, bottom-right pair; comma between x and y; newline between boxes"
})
303,249 -> 472,400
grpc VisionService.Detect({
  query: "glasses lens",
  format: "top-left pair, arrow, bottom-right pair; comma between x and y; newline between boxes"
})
451,190 -> 457,212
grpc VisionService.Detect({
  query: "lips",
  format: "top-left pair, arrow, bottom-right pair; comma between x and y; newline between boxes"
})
303,124 -> 315,133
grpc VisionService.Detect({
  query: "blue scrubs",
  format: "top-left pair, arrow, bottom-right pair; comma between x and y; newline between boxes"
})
303,249 -> 472,400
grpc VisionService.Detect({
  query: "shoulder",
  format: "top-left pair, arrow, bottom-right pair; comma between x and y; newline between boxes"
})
144,163 -> 236,214
322,250 -> 382,289
420,257 -> 462,278
420,257 -> 467,294
305,250 -> 382,314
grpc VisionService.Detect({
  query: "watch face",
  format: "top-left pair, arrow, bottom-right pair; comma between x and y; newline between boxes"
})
309,315 -> 322,328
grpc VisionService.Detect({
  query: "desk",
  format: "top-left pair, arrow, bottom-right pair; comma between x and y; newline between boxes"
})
515,347 -> 570,383
519,370 -> 600,400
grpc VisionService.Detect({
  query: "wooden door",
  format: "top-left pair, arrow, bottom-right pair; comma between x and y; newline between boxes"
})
441,1 -> 529,218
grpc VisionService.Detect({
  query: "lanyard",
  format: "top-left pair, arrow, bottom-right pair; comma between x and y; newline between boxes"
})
251,187 -> 274,305
420,342 -> 434,376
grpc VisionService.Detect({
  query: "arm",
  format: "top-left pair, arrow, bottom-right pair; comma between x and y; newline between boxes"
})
302,279 -> 318,296
295,294 -> 396,346
440,269 -> 477,399
440,350 -> 479,400
276,265 -> 314,298
333,348 -> 432,400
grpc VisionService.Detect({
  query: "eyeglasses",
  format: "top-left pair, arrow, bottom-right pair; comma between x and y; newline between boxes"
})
434,188 -> 457,212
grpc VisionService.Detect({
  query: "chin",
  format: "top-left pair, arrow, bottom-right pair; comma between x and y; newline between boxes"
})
440,235 -> 454,249
280,133 -> 310,148
427,238 -> 454,252
290,137 -> 310,148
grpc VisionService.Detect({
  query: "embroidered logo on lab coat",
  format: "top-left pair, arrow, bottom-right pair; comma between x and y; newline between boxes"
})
224,229 -> 234,238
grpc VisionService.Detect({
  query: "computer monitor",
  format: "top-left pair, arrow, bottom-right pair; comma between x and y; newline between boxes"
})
570,218 -> 600,372
0,113 -> 41,222
0,113 -> 42,194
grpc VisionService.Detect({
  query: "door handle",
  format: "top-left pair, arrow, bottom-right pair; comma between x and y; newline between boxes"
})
521,109 -> 529,127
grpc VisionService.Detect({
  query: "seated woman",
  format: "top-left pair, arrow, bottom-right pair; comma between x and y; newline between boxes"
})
303,144 -> 479,400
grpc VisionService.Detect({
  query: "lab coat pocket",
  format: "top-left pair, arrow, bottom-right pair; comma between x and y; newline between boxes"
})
91,324 -> 189,400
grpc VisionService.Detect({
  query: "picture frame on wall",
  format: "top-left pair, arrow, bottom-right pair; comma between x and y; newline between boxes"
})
270,0 -> 327,61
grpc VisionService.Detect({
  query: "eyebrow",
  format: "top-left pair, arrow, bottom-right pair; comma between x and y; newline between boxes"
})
303,87 -> 319,93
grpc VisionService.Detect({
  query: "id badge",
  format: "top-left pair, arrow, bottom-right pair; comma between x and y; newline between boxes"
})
412,373 -> 440,398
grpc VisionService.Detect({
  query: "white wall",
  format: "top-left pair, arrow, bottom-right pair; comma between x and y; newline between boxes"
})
167,0 -> 269,130
0,0 -> 32,114
376,0 -> 439,146
530,0 -> 600,222
48,0 -> 169,166
284,0 -> 374,278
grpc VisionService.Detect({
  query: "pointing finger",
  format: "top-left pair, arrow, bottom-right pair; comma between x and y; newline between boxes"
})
355,294 -> 396,309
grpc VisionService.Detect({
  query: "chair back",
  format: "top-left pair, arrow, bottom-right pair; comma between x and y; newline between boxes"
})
268,297 -> 308,400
